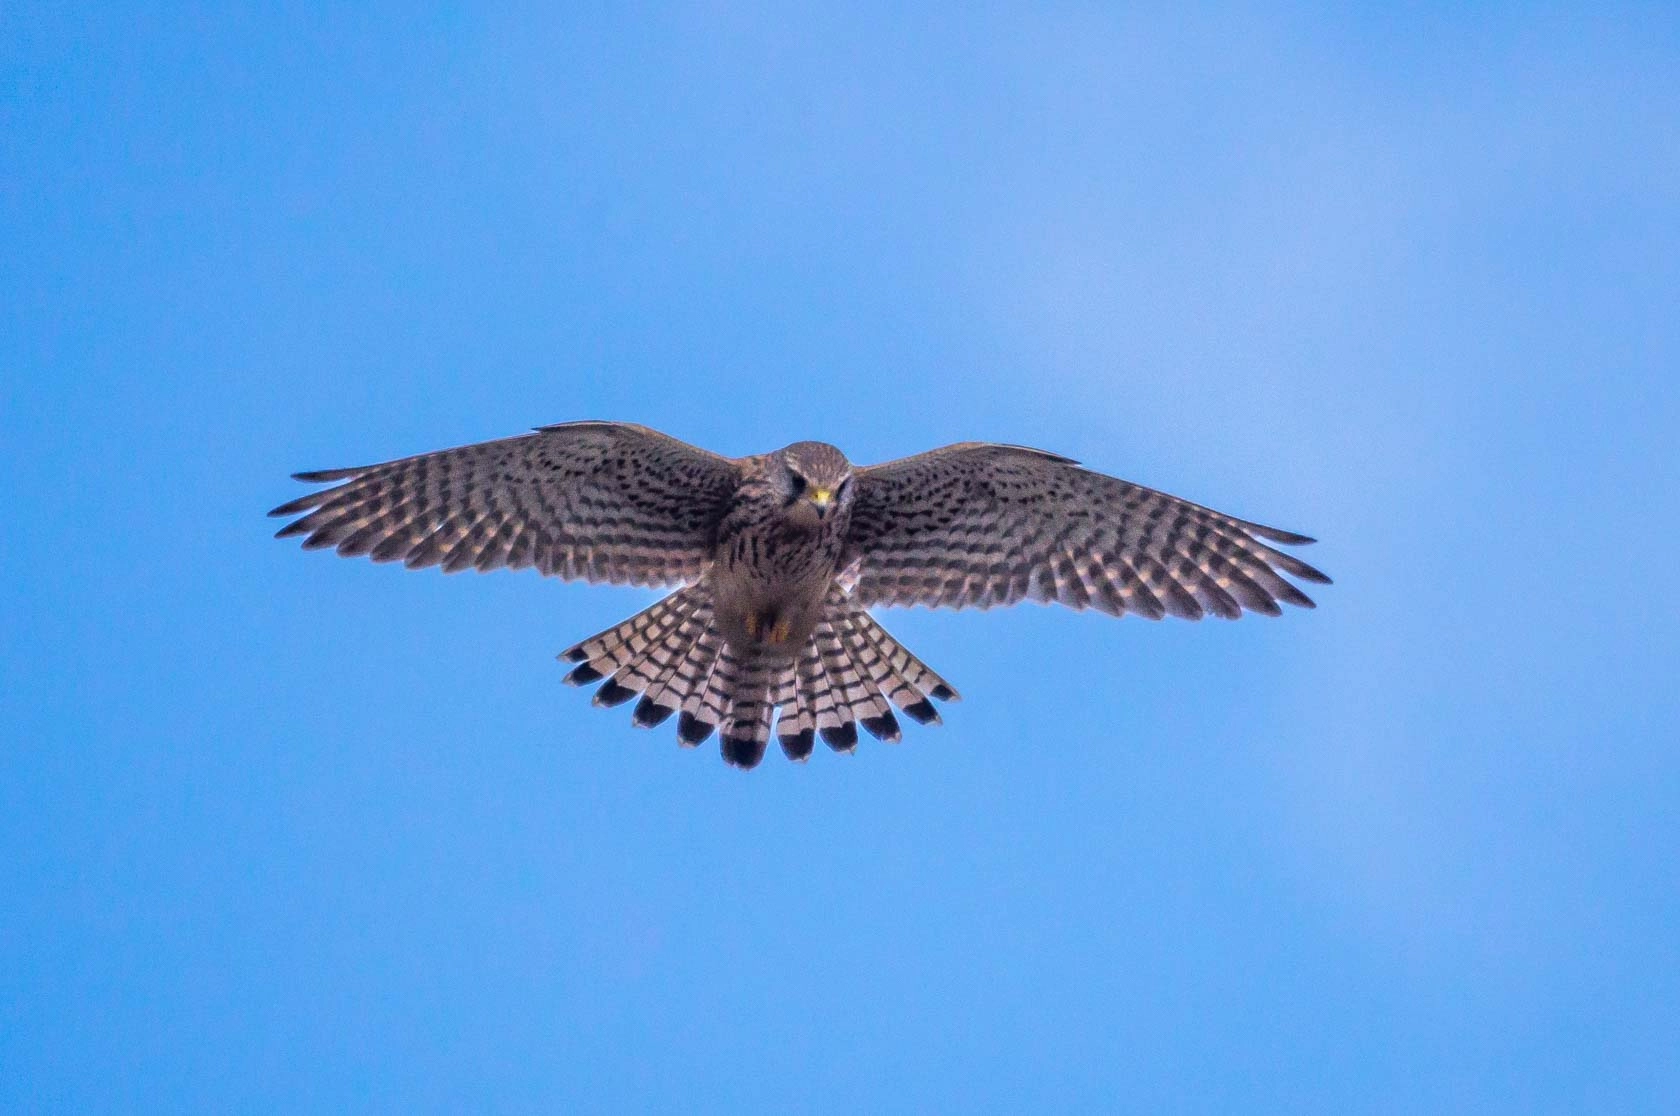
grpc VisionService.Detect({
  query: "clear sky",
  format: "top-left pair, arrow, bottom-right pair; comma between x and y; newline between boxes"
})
4,4 -> 1678,1112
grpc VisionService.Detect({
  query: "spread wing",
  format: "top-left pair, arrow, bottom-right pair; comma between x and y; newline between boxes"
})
845,442 -> 1330,619
269,421 -> 741,586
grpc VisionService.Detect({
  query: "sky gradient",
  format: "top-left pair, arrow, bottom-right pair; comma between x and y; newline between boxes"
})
4,5 -> 1679,1112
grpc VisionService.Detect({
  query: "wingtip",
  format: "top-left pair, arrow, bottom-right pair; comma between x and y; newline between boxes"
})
1254,525 -> 1317,546
268,492 -> 322,517
1293,563 -> 1333,586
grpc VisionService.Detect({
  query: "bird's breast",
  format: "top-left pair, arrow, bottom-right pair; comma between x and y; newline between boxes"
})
712,520 -> 841,654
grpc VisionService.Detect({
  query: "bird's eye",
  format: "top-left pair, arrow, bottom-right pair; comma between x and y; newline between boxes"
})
837,477 -> 851,496
789,473 -> 808,496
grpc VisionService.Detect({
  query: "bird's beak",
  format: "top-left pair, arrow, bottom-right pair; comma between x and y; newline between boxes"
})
810,487 -> 834,512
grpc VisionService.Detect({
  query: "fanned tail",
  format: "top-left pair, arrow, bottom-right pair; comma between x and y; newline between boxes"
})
561,585 -> 959,768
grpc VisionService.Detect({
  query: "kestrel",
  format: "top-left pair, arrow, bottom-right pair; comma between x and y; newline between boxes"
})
270,421 -> 1329,768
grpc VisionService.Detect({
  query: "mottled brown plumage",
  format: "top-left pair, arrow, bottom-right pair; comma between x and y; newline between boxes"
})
271,421 -> 1329,768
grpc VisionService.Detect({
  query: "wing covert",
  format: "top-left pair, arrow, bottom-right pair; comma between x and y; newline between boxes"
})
845,442 -> 1329,619
269,421 -> 740,586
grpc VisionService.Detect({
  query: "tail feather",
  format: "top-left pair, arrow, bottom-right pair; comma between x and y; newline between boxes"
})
809,616 -> 868,751
633,597 -> 718,729
775,646 -> 820,761
675,638 -> 732,747
562,588 -> 724,743
559,590 -> 697,706
559,588 -> 695,673
559,585 -> 959,767
720,654 -> 776,769
833,612 -> 902,742
803,636 -> 846,739
676,637 -> 754,750
846,611 -> 954,722
853,611 -> 960,705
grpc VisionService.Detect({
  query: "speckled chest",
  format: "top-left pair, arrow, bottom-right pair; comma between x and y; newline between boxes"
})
716,510 -> 846,594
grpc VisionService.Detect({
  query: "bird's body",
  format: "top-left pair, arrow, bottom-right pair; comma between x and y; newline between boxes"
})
710,442 -> 854,655
271,422 -> 1329,768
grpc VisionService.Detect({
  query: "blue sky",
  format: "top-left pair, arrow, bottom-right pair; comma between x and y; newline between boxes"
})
4,4 -> 1678,1111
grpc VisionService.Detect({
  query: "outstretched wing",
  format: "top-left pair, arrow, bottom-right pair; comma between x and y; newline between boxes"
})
845,442 -> 1330,619
269,421 -> 741,586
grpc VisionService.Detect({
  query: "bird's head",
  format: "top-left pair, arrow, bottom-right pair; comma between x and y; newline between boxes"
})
775,441 -> 855,528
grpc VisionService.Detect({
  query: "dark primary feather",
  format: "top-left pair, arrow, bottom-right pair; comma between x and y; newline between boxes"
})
846,442 -> 1329,619
269,421 -> 741,587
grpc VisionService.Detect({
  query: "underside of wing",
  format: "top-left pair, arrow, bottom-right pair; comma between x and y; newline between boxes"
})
269,421 -> 741,586
845,442 -> 1329,619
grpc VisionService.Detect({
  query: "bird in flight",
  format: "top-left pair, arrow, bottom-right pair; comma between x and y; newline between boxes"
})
271,421 -> 1328,768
